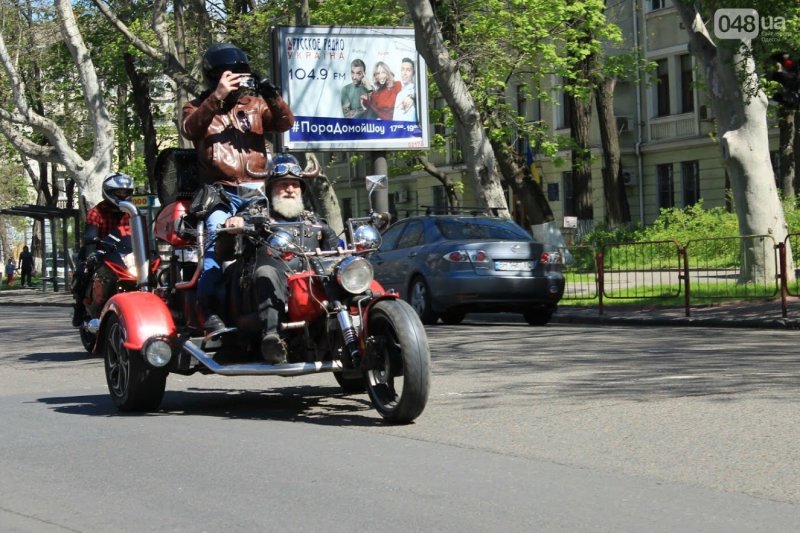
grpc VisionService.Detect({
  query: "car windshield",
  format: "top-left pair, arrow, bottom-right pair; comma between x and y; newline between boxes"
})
435,218 -> 532,241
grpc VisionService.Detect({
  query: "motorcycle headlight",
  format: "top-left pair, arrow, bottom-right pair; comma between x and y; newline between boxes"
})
335,256 -> 374,294
122,253 -> 138,277
269,230 -> 295,253
143,337 -> 172,367
353,224 -> 382,251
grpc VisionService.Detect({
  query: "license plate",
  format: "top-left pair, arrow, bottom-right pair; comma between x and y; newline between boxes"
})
494,260 -> 534,271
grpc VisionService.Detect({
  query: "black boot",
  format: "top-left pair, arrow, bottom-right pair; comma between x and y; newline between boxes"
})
72,303 -> 84,327
261,331 -> 287,364
203,314 -> 228,336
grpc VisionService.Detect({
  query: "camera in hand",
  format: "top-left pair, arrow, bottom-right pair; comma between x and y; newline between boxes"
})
239,75 -> 257,91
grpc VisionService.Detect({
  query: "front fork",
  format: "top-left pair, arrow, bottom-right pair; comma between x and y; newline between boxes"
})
334,301 -> 361,367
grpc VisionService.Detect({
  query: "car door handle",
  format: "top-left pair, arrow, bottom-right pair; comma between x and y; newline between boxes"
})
408,251 -> 417,258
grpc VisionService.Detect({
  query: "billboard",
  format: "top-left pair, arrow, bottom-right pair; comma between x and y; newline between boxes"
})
272,26 -> 429,151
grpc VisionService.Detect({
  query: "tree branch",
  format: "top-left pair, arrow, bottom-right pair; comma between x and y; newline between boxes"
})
91,0 -> 204,96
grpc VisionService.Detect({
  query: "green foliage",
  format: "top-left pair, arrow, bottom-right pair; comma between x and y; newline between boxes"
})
578,200 -> 800,270
119,155 -> 148,190
643,201 -> 739,244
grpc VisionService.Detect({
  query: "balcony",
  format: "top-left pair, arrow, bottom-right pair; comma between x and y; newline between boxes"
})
649,114 -> 697,141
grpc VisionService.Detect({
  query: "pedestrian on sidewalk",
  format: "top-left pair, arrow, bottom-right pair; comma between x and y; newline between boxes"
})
5,258 -> 16,286
18,246 -> 33,287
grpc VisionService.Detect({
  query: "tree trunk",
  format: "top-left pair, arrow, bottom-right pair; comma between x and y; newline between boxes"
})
406,0 -> 510,218
490,139 -> 554,225
675,1 -> 791,281
595,76 -> 631,224
569,90 -> 594,221
778,105 -> 795,199
304,153 -> 344,235
123,52 -> 159,193
416,154 -> 460,210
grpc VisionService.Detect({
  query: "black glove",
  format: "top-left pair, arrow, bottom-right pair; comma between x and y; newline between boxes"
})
86,252 -> 100,270
258,78 -> 280,99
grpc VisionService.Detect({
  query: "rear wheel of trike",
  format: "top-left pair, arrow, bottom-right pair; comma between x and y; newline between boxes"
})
365,300 -> 431,423
103,314 -> 167,411
79,326 -> 96,353
334,372 -> 367,393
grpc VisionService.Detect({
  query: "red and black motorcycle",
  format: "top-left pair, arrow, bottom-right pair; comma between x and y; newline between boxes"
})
72,227 -> 160,352
92,154 -> 431,423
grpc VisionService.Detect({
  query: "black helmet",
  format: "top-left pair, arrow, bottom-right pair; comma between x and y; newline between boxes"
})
202,43 -> 250,85
101,172 -> 134,208
266,153 -> 306,193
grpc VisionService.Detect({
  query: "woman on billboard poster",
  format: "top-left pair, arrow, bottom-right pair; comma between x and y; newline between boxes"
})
360,61 -> 402,120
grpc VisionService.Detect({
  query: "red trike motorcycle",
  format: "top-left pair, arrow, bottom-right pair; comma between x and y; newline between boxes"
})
91,151 -> 430,424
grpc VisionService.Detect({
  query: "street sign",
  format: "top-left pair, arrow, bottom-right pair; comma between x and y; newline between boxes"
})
132,195 -> 160,208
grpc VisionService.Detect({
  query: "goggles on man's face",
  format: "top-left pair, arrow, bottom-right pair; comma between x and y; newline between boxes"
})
273,163 -> 303,178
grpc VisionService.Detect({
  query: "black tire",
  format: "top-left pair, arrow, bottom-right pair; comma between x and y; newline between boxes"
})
523,306 -> 555,326
440,310 -> 466,325
334,372 -> 367,393
79,327 -> 96,354
407,276 -> 438,325
103,314 -> 167,411
365,300 -> 431,423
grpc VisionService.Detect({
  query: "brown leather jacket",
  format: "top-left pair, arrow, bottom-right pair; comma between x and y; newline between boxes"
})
181,92 -> 294,186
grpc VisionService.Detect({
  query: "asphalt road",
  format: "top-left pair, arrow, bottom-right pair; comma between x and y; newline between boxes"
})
1,306 -> 799,532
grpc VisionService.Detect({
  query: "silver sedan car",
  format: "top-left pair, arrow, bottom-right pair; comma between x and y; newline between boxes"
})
370,215 -> 565,325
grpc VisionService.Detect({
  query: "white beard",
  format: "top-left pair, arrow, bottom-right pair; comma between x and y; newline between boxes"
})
271,194 -> 305,219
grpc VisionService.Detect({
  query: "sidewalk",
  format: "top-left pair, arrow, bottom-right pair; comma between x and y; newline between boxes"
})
2,286 -> 800,329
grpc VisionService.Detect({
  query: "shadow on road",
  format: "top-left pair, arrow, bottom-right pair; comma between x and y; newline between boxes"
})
36,385 -> 389,427
22,351 -> 98,363
427,325 -> 800,404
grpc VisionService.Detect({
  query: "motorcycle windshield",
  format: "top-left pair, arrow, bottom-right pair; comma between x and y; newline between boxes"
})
237,182 -> 267,202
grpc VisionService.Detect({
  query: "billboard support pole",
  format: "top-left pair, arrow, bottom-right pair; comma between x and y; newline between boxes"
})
371,152 -> 389,214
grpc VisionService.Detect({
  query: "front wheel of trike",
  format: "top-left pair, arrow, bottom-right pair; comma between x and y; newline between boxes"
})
103,314 -> 167,412
365,300 -> 431,423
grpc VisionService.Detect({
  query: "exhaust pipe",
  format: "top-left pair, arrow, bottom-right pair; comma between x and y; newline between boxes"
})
181,340 -> 343,376
118,200 -> 150,290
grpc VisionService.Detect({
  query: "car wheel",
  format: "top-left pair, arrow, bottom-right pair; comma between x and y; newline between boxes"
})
523,306 -> 555,326
440,311 -> 465,325
407,276 -> 438,325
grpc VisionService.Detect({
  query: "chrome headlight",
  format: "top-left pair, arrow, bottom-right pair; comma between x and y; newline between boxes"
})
268,230 -> 295,253
335,256 -> 374,294
143,337 -> 172,367
353,224 -> 382,250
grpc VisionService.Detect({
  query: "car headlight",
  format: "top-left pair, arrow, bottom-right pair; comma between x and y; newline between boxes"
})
143,337 -> 172,367
335,256 -> 374,294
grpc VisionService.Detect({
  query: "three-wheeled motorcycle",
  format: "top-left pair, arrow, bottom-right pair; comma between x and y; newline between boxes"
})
89,150 -> 430,424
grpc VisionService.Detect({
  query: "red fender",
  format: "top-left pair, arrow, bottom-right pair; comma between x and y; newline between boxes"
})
358,281 -> 400,353
99,291 -> 176,352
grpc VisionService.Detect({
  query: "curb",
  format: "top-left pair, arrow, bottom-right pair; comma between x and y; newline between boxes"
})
551,314 -> 800,329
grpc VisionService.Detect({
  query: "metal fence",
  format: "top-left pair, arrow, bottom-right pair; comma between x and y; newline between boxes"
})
563,233 -> 794,317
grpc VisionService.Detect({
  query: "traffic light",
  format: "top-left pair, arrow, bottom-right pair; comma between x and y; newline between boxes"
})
766,53 -> 800,107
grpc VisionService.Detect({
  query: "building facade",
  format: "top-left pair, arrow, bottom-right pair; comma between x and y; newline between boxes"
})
322,0 -> 781,230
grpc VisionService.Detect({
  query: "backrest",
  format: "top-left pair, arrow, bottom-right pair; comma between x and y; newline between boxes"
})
155,148 -> 200,205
